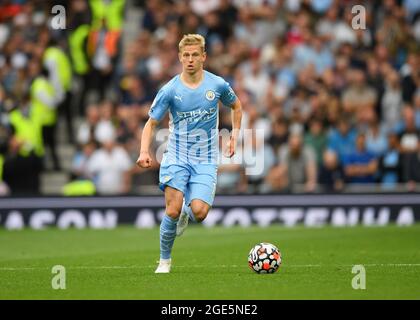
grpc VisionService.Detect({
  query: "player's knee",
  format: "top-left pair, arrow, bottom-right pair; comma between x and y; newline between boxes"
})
165,194 -> 183,219
194,210 -> 208,222
191,203 -> 209,222
166,205 -> 182,219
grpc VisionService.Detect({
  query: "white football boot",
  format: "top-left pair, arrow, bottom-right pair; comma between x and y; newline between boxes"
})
155,258 -> 171,273
176,203 -> 189,236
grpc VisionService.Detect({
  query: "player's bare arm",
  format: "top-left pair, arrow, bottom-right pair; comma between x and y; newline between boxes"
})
136,117 -> 159,168
227,98 -> 242,158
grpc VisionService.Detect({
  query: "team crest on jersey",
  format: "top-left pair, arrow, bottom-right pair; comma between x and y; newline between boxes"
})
205,90 -> 216,101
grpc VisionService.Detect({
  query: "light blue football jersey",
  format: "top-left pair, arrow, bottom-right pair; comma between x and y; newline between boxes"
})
148,70 -> 237,165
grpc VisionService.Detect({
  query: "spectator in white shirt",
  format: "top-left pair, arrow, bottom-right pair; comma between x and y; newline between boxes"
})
87,122 -> 133,195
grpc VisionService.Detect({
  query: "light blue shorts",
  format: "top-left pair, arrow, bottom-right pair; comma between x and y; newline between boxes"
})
159,163 -> 218,206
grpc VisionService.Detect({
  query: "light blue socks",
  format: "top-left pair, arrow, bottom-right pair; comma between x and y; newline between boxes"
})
159,214 -> 178,259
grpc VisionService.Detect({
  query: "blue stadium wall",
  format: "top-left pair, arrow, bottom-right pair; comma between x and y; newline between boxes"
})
0,194 -> 419,230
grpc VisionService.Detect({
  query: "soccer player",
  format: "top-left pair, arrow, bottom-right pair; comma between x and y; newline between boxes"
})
136,34 -> 242,273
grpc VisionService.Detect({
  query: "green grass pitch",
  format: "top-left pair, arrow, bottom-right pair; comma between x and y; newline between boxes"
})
1,225 -> 420,299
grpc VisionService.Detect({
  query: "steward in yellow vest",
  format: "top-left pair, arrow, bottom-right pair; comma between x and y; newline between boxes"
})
8,99 -> 44,157
4,96 -> 44,195
43,45 -> 72,98
69,24 -> 91,76
89,0 -> 125,32
69,23 -> 91,116
43,42 -> 75,143
86,1 -> 125,102
30,71 -> 61,170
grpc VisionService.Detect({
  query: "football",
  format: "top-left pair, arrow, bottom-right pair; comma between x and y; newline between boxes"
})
248,242 -> 282,274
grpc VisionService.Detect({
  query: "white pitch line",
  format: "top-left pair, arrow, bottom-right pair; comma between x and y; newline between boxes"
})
1,264 -> 420,271
362,263 -> 420,267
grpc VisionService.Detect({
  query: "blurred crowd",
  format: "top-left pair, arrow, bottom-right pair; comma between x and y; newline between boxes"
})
0,0 -> 420,196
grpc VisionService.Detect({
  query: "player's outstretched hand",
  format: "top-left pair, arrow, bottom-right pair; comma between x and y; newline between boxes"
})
136,151 -> 152,168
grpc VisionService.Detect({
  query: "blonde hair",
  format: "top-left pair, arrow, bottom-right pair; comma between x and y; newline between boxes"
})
178,34 -> 205,53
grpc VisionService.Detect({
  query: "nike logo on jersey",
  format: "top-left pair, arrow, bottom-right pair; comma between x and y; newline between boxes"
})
175,95 -> 183,102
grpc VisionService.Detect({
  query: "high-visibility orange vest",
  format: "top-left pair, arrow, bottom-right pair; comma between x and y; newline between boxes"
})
87,30 -> 121,58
